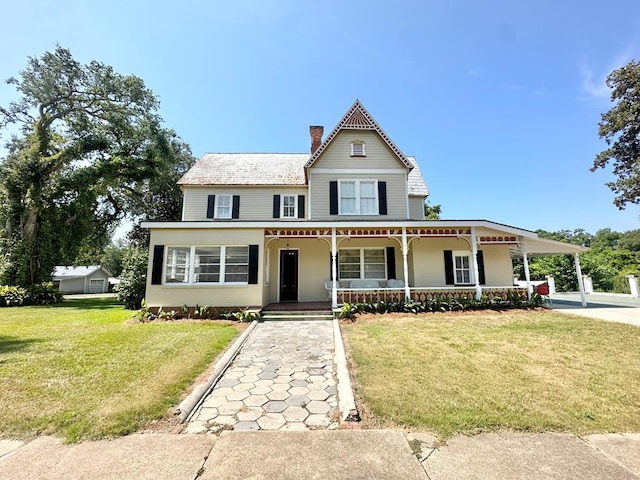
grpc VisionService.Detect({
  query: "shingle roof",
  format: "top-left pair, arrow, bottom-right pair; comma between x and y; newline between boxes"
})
178,153 -> 310,186
178,152 -> 429,197
407,156 -> 429,196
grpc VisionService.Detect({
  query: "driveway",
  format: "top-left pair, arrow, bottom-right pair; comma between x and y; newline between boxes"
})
549,292 -> 640,326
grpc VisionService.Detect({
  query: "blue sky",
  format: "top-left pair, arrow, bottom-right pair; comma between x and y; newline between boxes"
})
1,0 -> 640,234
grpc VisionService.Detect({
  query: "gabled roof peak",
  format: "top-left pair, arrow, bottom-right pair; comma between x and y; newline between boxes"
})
304,100 -> 413,169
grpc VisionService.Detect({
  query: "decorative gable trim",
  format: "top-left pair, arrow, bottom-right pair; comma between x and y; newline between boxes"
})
304,100 -> 414,170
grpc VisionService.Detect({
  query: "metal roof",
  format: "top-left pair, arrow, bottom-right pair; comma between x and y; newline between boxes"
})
53,266 -> 110,279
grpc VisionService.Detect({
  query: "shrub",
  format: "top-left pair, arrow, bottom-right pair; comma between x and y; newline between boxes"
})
117,247 -> 148,309
27,282 -> 63,305
0,286 -> 28,307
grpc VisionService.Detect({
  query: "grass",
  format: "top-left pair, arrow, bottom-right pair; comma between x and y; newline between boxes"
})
0,298 -> 239,442
341,310 -> 640,439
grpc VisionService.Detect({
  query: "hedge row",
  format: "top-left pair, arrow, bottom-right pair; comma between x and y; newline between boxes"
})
338,292 -> 546,319
0,283 -> 63,307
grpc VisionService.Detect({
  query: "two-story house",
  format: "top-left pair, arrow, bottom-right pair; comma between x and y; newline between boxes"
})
142,100 -> 586,311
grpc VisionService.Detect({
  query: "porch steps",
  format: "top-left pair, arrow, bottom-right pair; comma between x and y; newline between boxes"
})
260,310 -> 335,321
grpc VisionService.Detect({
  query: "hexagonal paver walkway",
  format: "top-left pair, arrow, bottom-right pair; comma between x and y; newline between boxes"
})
185,320 -> 338,432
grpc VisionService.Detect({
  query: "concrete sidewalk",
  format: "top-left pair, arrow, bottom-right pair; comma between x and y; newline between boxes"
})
2,430 -> 639,479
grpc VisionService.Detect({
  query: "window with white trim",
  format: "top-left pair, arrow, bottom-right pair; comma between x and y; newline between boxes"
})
281,195 -> 297,218
350,141 -> 366,156
215,195 -> 232,219
453,251 -> 473,284
338,248 -> 386,280
165,246 -> 249,284
339,180 -> 378,215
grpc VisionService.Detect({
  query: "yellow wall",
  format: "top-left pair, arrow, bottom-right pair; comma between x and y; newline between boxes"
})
410,238 -> 513,286
145,228 -> 265,308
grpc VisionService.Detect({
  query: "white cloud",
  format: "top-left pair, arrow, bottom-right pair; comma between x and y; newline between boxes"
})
580,40 -> 639,100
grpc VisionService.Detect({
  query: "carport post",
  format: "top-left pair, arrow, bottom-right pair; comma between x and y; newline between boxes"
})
521,239 -> 533,300
575,252 -> 587,307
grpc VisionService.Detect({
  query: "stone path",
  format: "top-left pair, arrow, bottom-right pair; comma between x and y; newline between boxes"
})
185,320 -> 338,432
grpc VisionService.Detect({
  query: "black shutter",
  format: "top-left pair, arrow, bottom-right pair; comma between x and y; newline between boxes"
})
477,250 -> 486,285
386,247 -> 396,279
151,245 -> 164,285
248,245 -> 259,284
444,250 -> 454,285
207,195 -> 215,219
273,195 -> 281,218
298,195 -> 305,219
329,181 -> 338,215
232,195 -> 240,219
378,181 -> 387,215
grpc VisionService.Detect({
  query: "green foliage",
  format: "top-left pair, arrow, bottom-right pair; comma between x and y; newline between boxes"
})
0,46 -> 193,286
116,247 -> 148,309
0,282 -> 61,307
231,309 -> 261,322
592,60 -> 640,208
424,202 -> 442,220
340,292 -> 538,318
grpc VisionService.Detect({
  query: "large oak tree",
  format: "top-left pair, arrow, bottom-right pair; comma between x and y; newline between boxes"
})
592,60 -> 640,209
0,46 -> 192,286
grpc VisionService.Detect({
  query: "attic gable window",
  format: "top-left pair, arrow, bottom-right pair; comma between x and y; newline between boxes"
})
350,141 -> 366,157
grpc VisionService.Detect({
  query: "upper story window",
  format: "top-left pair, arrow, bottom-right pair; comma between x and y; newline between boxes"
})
339,180 -> 378,215
350,141 -> 366,157
206,194 -> 240,220
215,195 -> 232,219
281,195 -> 297,218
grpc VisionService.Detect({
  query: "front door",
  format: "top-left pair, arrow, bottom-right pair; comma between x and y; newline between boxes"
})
280,250 -> 298,302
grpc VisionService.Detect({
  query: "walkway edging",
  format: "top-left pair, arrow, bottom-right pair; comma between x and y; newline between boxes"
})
333,319 -> 360,422
176,320 -> 259,423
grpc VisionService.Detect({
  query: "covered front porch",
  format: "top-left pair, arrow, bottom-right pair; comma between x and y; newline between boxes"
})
263,221 -> 587,308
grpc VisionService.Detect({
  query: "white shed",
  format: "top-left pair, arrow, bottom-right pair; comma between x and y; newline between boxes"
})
53,266 -> 112,294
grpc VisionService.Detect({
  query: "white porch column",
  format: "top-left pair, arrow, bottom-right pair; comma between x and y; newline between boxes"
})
627,275 -> 639,298
575,252 -> 587,307
401,227 -> 411,301
521,239 -> 533,300
331,227 -> 338,308
545,275 -> 556,294
470,227 -> 482,300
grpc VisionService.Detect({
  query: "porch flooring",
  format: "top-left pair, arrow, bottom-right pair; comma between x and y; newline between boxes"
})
262,302 -> 332,312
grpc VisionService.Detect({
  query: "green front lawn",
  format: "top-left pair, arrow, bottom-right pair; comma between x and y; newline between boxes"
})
341,310 -> 640,438
0,298 -> 239,442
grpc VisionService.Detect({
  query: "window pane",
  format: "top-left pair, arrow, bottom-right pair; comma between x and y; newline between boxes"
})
225,246 -> 249,283
360,182 -> 375,197
341,182 -> 356,197
282,195 -> 296,217
363,249 -> 385,279
339,250 -> 360,263
195,247 -> 220,283
166,247 -> 190,283
216,195 -> 231,218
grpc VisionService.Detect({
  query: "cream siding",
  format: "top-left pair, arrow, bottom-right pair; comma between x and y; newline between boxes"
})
145,228 -> 265,308
309,172 -> 408,220
409,196 -> 426,220
410,238 -> 513,287
312,130 -> 409,170
182,186 -> 308,221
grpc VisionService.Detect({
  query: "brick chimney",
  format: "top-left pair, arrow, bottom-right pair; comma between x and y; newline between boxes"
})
310,126 -> 324,154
